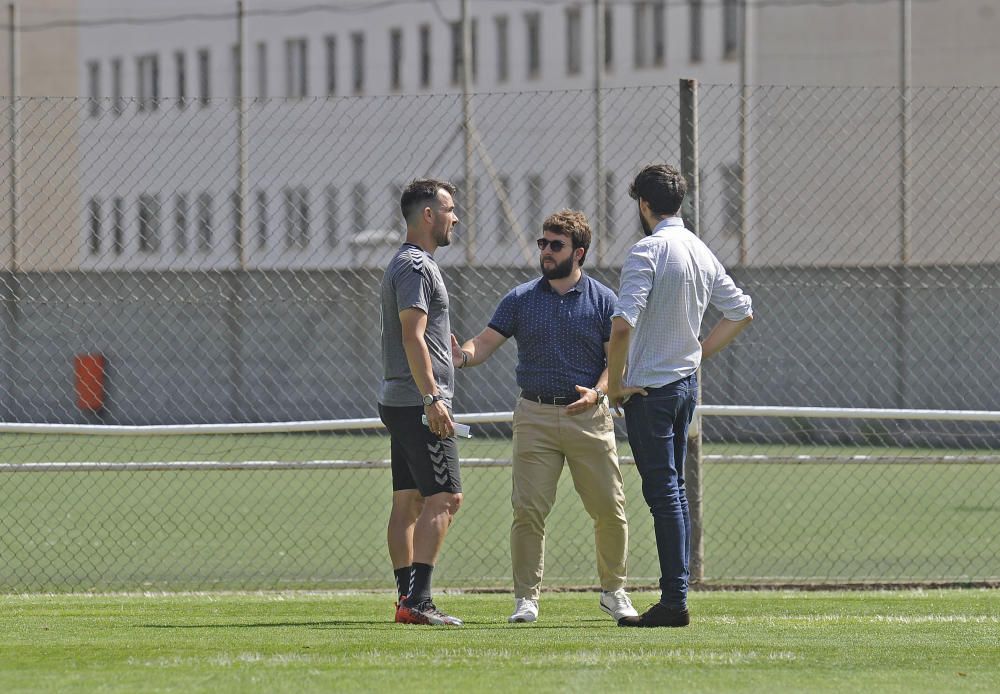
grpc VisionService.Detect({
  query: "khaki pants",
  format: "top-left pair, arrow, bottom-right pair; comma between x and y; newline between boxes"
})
511,397 -> 629,600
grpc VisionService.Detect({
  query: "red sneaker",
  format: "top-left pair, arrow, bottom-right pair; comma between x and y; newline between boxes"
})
395,600 -> 463,626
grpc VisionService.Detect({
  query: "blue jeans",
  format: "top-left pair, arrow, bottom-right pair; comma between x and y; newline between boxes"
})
623,374 -> 698,610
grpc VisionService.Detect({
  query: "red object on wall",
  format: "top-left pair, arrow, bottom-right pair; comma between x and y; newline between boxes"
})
74,353 -> 106,411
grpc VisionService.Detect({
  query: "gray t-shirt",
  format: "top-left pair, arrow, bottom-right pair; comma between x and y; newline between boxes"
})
378,243 -> 454,407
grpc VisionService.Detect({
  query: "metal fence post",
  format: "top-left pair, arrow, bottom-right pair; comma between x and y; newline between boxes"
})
4,2 -> 20,421
461,0 -> 476,264
593,0 -> 605,266
679,78 -> 704,584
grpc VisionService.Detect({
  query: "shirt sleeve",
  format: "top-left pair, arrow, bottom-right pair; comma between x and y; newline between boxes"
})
612,243 -> 656,327
600,287 -> 617,342
487,288 -> 518,338
394,262 -> 432,314
710,257 -> 754,321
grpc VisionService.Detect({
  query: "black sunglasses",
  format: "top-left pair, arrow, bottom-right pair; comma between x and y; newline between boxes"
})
536,238 -> 569,252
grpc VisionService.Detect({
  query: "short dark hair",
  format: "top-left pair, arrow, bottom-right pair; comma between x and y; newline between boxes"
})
400,178 -> 458,224
542,209 -> 591,266
628,164 -> 686,217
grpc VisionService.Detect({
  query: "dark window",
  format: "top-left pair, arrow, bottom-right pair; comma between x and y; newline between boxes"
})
390,28 -> 403,90
197,193 -> 213,251
325,36 -> 336,95
112,197 -> 125,255
197,49 -> 211,106
87,197 -> 101,255
138,193 -> 161,252
174,193 -> 188,252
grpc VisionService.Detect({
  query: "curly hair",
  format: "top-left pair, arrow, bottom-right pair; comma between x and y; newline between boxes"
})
542,209 -> 591,266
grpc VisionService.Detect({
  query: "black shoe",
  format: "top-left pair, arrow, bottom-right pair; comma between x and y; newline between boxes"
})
618,602 -> 690,628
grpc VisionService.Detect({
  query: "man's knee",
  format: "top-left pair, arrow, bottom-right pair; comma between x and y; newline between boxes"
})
426,491 -> 462,517
391,490 -> 425,521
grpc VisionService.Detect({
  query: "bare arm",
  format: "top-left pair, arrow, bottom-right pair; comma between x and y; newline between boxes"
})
701,315 -> 754,361
565,343 -> 610,415
607,316 -> 647,412
399,307 -> 453,438
453,327 -> 508,368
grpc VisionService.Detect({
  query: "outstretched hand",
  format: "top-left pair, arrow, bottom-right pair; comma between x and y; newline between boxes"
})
450,334 -> 466,368
565,385 -> 599,415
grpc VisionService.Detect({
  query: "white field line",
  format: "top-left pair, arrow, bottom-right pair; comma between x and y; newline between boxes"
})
2,452 -> 999,472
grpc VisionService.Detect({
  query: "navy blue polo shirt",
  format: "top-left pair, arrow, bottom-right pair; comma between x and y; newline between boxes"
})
488,273 -> 617,398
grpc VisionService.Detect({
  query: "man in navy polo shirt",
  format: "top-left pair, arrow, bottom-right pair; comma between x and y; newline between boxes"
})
454,210 -> 638,625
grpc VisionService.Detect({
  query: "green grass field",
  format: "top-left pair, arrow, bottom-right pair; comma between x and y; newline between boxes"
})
1,434 -> 998,591
1,590 -> 997,693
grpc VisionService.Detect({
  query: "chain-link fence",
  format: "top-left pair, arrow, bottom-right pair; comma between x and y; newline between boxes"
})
0,84 -> 998,591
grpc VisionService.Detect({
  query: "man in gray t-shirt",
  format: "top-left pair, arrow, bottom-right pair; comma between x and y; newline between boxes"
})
378,244 -> 454,407
377,178 -> 463,627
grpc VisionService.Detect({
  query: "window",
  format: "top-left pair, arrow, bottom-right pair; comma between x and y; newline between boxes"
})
419,25 -> 431,88
450,21 -> 478,85
87,198 -> 101,255
633,3 -> 648,68
525,13 -> 541,79
352,183 -> 367,230
567,174 -> 584,212
255,190 -> 268,249
720,162 -> 742,233
527,175 -> 543,232
111,58 -> 123,116
495,176 -> 512,239
256,42 -> 267,99
285,38 -> 308,98
652,1 -> 666,66
112,197 -> 124,255
86,61 -> 100,118
175,51 -> 187,108
604,171 -> 616,237
138,193 -> 161,252
284,186 -> 310,248
174,193 -> 188,252
137,55 -> 159,111
566,7 -> 582,76
389,28 -> 403,91
197,49 -> 211,106
495,16 -> 509,83
604,7 -> 614,70
634,2 -> 665,68
723,0 -> 740,60
197,192 -> 213,251
351,33 -> 365,93
690,0 -> 703,63
231,190 -> 242,251
231,44 -> 241,101
325,36 -> 336,95
325,185 -> 338,247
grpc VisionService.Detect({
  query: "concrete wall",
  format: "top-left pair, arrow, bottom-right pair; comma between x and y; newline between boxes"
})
3,265 -> 998,438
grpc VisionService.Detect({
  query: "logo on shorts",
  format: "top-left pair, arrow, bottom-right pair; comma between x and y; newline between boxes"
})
427,440 -> 452,487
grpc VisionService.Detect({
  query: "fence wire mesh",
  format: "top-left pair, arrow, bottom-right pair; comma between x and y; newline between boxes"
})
0,84 -> 999,591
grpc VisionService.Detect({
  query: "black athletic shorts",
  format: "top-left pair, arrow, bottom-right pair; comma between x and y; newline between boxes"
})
378,403 -> 462,496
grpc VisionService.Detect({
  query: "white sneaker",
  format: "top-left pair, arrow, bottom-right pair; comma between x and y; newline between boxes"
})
599,589 -> 639,621
508,597 -> 539,623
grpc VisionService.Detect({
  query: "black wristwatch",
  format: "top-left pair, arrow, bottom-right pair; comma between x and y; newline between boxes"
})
422,393 -> 445,406
594,388 -> 608,406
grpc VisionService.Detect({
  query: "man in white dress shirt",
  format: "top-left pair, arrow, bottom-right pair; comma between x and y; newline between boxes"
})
607,164 -> 754,627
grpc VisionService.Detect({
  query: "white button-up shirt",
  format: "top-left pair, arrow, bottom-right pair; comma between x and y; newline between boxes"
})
612,217 -> 753,389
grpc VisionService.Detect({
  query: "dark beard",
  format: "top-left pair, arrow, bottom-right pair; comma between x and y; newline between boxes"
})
540,254 -> 575,280
640,213 -> 653,236
433,225 -> 451,247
